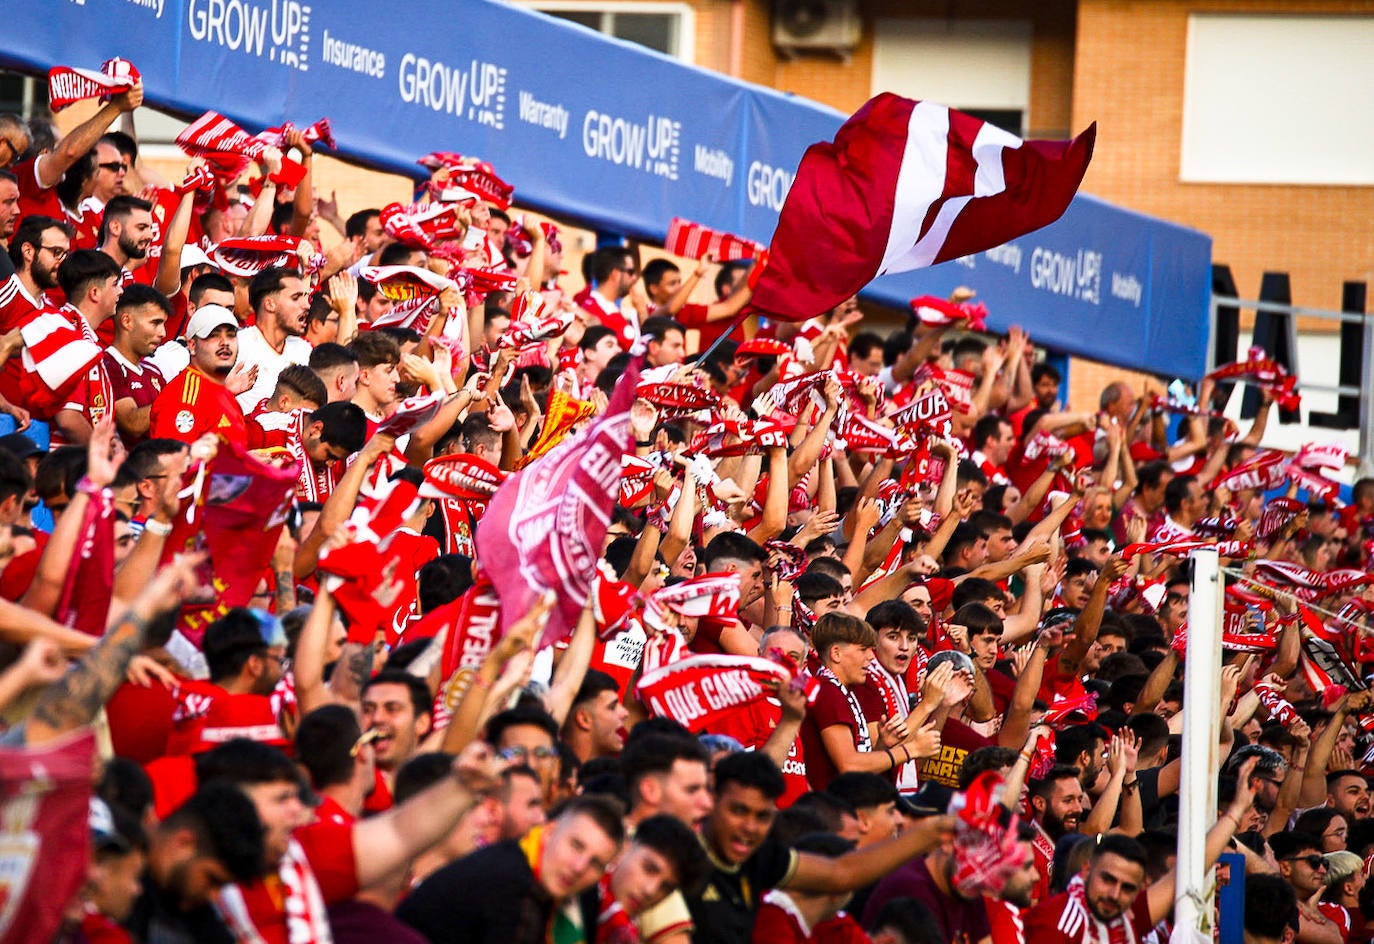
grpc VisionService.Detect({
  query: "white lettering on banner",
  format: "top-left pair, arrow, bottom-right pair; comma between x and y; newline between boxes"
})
985,243 -> 1023,274
397,56 -> 506,128
1111,272 -> 1143,307
693,145 -> 734,187
187,0 -> 311,71
582,111 -> 681,179
321,30 -> 385,77
1029,247 -> 1102,304
746,161 -> 793,210
517,91 -> 569,140
127,0 -> 165,18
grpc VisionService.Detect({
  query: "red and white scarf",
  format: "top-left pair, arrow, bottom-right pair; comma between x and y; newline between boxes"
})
217,839 -> 331,944
1065,873 -> 1137,944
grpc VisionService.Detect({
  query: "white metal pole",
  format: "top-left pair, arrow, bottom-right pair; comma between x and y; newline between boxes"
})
1174,548 -> 1223,937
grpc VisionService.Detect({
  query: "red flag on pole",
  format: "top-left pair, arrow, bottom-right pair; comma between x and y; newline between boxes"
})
750,93 -> 1095,322
476,360 -> 641,649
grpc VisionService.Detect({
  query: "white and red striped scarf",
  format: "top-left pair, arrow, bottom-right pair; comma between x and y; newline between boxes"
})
664,217 -> 765,261
216,838 -> 331,944
1063,874 -> 1137,944
47,59 -> 138,111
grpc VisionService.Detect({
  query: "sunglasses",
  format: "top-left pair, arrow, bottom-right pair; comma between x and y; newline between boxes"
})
98,161 -> 129,173
1285,854 -> 1326,870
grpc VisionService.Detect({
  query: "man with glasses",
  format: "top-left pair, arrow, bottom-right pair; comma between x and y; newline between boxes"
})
0,115 -> 30,172
576,244 -> 641,348
7,214 -> 70,314
1271,831 -> 1345,944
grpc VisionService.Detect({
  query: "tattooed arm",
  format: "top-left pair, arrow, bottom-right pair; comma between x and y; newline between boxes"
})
25,554 -> 202,747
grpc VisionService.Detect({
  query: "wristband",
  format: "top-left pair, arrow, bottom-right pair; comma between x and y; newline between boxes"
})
75,476 -> 104,497
900,745 -> 911,763
885,749 -> 896,770
635,440 -> 654,447
143,517 -> 173,537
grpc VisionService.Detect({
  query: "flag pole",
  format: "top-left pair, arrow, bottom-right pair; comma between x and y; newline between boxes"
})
693,310 -> 752,366
1174,548 -> 1222,938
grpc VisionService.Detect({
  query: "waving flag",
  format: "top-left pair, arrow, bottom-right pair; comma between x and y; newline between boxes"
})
476,359 -> 641,649
751,94 -> 1095,321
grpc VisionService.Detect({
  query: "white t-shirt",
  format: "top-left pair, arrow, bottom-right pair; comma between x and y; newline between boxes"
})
234,327 -> 311,412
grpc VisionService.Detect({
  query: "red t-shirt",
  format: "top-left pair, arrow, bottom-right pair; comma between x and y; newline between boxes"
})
916,717 -> 992,789
13,157 -> 62,227
105,680 -> 177,765
148,364 -> 248,447
228,828 -> 359,944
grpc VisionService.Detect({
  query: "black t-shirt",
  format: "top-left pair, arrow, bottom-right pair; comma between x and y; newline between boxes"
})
397,840 -> 551,944
0,251 -> 14,282
685,835 -> 799,944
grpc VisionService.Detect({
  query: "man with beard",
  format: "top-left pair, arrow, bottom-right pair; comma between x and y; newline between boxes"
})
361,670 -> 435,808
97,194 -> 154,281
1027,766 -> 1087,902
126,784 -> 266,944
104,283 -> 169,446
1023,758 -> 1258,944
233,266 -> 312,412
1325,769 -> 1372,825
149,304 -> 249,447
7,214 -> 69,315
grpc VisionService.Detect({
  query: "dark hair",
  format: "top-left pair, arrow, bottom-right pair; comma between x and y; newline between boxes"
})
345,209 -> 380,241
295,704 -> 362,789
161,784 -> 266,882
1029,764 -> 1083,801
702,531 -> 768,571
867,897 -> 943,942
578,324 -> 618,353
803,556 -> 849,584
308,401 -> 367,455
0,449 -> 31,507
826,772 -> 898,810
1243,873 -> 1298,939
486,705 -> 559,747
56,248 -> 122,301
1055,723 -> 1108,767
554,793 -> 626,848
309,342 -> 359,373
248,266 -> 303,313
99,757 -> 155,824
417,554 -> 473,613
195,738 -> 301,790
796,571 -> 844,608
959,746 -> 1019,790
393,752 -> 454,804
1268,830 -> 1323,861
620,734 -> 709,805
590,245 -> 633,284
713,750 -> 785,800
117,281 -> 174,319
202,608 -> 275,682
1126,713 -> 1171,761
102,130 -> 138,162
362,670 -> 433,720
1090,832 -> 1149,868
1163,475 -> 1198,516
641,258 -> 679,290
571,669 -> 621,713
640,315 -> 684,345
632,813 -> 709,895
952,577 -> 1004,612
273,364 -> 327,408
971,414 -> 1010,450
34,446 -> 86,503
189,271 -> 235,306
865,599 -> 923,636
951,602 -> 1003,637
1293,807 -> 1345,841
1030,362 -> 1061,385
350,330 -> 401,369
378,241 -> 421,267
9,214 -> 67,267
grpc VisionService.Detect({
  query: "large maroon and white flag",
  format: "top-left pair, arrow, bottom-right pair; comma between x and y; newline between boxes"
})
751,94 -> 1095,321
476,359 -> 640,649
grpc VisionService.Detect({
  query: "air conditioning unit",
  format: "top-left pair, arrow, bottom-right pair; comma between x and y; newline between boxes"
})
772,0 -> 860,57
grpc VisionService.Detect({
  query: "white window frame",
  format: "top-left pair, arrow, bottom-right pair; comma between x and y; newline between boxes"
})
525,1 -> 696,62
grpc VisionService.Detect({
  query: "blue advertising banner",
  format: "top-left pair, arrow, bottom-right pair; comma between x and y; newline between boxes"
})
0,0 -> 1211,378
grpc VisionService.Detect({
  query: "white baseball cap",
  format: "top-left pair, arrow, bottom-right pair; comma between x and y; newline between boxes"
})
185,304 -> 238,340
179,244 -> 213,270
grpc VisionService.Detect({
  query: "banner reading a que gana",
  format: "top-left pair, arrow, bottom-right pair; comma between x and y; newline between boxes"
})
0,0 -> 1209,378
